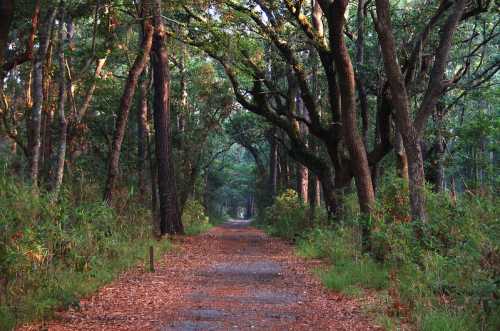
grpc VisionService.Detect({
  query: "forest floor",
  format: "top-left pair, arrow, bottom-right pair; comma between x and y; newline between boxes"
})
19,219 -> 381,331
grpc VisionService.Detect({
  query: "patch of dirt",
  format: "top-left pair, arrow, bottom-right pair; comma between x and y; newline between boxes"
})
18,219 -> 382,330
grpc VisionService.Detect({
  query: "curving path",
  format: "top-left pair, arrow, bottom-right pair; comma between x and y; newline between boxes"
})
21,220 -> 380,330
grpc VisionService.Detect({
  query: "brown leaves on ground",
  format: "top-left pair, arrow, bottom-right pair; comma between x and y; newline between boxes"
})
19,220 -> 382,330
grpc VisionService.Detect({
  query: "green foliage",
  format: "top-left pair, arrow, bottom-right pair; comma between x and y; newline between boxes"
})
0,176 -> 170,330
262,189 -> 308,241
266,175 -> 499,331
297,228 -> 389,295
182,199 -> 212,235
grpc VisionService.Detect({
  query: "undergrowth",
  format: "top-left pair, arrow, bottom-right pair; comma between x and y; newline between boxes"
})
0,176 -> 171,331
262,182 -> 500,331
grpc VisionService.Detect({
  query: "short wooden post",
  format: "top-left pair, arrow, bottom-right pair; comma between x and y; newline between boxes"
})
149,246 -> 155,272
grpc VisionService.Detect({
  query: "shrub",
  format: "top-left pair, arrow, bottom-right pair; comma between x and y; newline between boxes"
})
182,199 -> 212,235
271,175 -> 499,331
262,189 -> 308,241
0,176 -> 170,330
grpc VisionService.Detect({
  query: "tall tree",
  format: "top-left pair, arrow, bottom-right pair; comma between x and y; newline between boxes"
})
30,7 -> 57,189
103,8 -> 153,203
374,0 -> 468,222
151,0 -> 183,235
49,5 -> 68,195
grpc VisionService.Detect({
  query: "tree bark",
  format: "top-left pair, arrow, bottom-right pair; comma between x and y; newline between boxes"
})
322,0 -> 375,216
30,8 -> 57,189
151,0 -> 183,235
103,18 -> 152,203
395,129 -> 409,180
49,8 -> 68,195
137,68 -> 150,197
356,0 -> 369,148
268,128 -> 278,199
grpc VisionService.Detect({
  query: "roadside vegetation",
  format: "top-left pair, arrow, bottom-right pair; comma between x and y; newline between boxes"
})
260,186 -> 499,331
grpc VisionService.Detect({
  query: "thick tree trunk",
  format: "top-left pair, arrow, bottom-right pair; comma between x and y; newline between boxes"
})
103,19 -> 152,203
30,8 -> 57,189
311,0 -> 324,38
297,164 -> 309,203
319,171 -> 338,218
151,0 -> 183,235
49,9 -> 68,195
324,0 -> 375,216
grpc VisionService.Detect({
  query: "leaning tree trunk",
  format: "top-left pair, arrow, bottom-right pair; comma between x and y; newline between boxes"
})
326,0 -> 375,215
374,0 -> 467,223
103,18 -> 152,203
30,7 -> 57,189
151,0 -> 183,235
49,8 -> 68,195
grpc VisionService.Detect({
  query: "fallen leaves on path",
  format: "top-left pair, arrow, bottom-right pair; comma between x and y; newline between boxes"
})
19,220 -> 382,330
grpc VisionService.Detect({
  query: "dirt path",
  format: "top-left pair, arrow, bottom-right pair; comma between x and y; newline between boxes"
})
22,220 -> 380,330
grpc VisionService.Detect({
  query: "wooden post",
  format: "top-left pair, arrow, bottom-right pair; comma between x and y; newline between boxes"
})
149,246 -> 155,272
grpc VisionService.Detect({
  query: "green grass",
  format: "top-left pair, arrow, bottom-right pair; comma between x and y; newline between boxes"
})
184,222 -> 213,235
0,238 -> 170,331
419,309 -> 478,331
321,258 -> 389,293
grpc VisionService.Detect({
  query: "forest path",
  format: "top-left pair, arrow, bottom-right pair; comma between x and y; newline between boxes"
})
24,220 -> 380,330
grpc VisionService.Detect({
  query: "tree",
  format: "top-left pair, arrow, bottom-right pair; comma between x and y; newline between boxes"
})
151,0 -> 183,235
103,6 -> 153,203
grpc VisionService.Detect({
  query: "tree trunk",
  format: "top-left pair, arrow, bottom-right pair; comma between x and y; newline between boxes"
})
297,164 -> 309,204
434,104 -> 445,192
356,0 -> 369,148
103,18 -> 152,203
395,129 -> 409,180
30,8 -> 57,189
374,0 -> 466,222
151,0 -> 183,235
49,9 -> 68,195
319,171 -> 338,219
137,68 -> 149,197
147,104 -> 160,236
268,128 -> 278,199
324,0 -> 375,216
77,57 -> 106,121
297,98 -> 309,203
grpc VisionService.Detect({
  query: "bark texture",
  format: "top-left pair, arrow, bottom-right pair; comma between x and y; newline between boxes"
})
322,0 -> 375,215
151,0 -> 183,235
137,69 -> 150,197
30,8 -> 57,189
49,9 -> 68,195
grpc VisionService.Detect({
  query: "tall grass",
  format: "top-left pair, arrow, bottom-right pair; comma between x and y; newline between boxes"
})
0,176 -> 170,330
